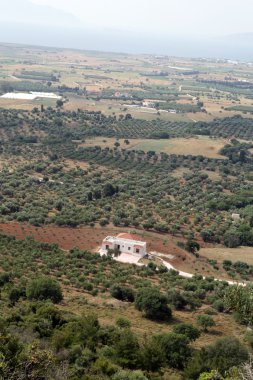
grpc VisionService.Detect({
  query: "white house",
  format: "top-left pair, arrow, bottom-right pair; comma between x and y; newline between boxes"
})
101,233 -> 147,257
232,213 -> 241,221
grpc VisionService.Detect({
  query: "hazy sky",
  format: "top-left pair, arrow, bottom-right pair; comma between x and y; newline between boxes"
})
1,0 -> 253,60
29,0 -> 253,37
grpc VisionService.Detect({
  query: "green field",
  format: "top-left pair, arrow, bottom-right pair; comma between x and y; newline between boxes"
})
226,105 -> 253,113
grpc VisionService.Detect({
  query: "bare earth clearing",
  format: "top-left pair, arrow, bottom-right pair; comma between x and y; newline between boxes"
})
0,222 -> 243,281
79,136 -> 226,159
0,223 -> 184,256
200,246 -> 253,265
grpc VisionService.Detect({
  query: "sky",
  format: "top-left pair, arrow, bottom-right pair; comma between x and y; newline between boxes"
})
1,0 -> 253,60
29,0 -> 253,37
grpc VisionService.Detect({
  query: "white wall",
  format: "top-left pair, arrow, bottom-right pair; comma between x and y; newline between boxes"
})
103,239 -> 146,257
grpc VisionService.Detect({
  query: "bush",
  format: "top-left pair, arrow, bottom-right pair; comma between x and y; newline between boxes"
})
135,287 -> 172,321
212,299 -> 224,312
184,336 -> 248,378
173,323 -> 200,341
99,218 -> 109,226
113,370 -> 148,380
32,303 -> 64,337
154,223 -> 168,233
155,332 -> 192,369
185,239 -> 200,255
182,291 -> 202,310
140,336 -> 165,372
0,272 -> 11,287
224,230 -> 241,248
92,357 -> 118,376
116,317 -> 131,328
114,329 -> 140,369
224,285 -> 253,324
197,314 -> 215,332
110,285 -> 135,302
201,230 -> 218,243
203,336 -> 248,374
9,287 -> 26,304
198,370 -> 223,380
244,330 -> 253,349
167,289 -> 187,310
26,277 -> 63,303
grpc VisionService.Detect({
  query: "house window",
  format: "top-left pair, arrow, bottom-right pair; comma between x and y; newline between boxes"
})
117,245 -> 120,249
128,247 -> 131,251
106,245 -> 109,250
136,248 -> 140,253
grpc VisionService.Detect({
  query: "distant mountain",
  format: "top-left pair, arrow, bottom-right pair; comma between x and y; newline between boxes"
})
1,3 -> 253,62
0,0 -> 82,28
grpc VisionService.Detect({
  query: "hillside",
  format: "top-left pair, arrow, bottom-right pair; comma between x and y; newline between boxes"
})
0,234 -> 251,380
0,44 -> 253,379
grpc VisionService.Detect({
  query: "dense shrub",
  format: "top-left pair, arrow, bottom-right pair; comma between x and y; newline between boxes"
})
202,337 -> 248,374
135,287 -> 172,320
155,332 -> 192,369
114,329 -> 140,369
167,289 -> 187,309
173,323 -> 200,341
110,285 -> 135,302
26,277 -> 63,303
197,314 -> 215,332
0,272 -> 11,287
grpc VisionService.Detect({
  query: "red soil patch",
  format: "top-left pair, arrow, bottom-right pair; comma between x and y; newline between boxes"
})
0,223 -> 186,258
0,223 -> 221,276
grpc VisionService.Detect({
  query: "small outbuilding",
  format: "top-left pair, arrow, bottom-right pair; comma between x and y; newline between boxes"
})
232,213 -> 241,221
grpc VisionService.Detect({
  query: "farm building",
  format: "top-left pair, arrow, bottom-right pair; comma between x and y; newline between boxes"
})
101,233 -> 147,257
232,213 -> 241,221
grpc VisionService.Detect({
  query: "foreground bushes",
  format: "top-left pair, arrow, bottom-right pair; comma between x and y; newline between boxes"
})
26,277 -> 63,303
0,235 -> 250,379
185,337 -> 248,379
0,300 -> 247,379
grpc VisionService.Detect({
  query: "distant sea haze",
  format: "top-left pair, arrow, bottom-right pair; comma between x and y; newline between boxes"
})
1,22 -> 253,61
